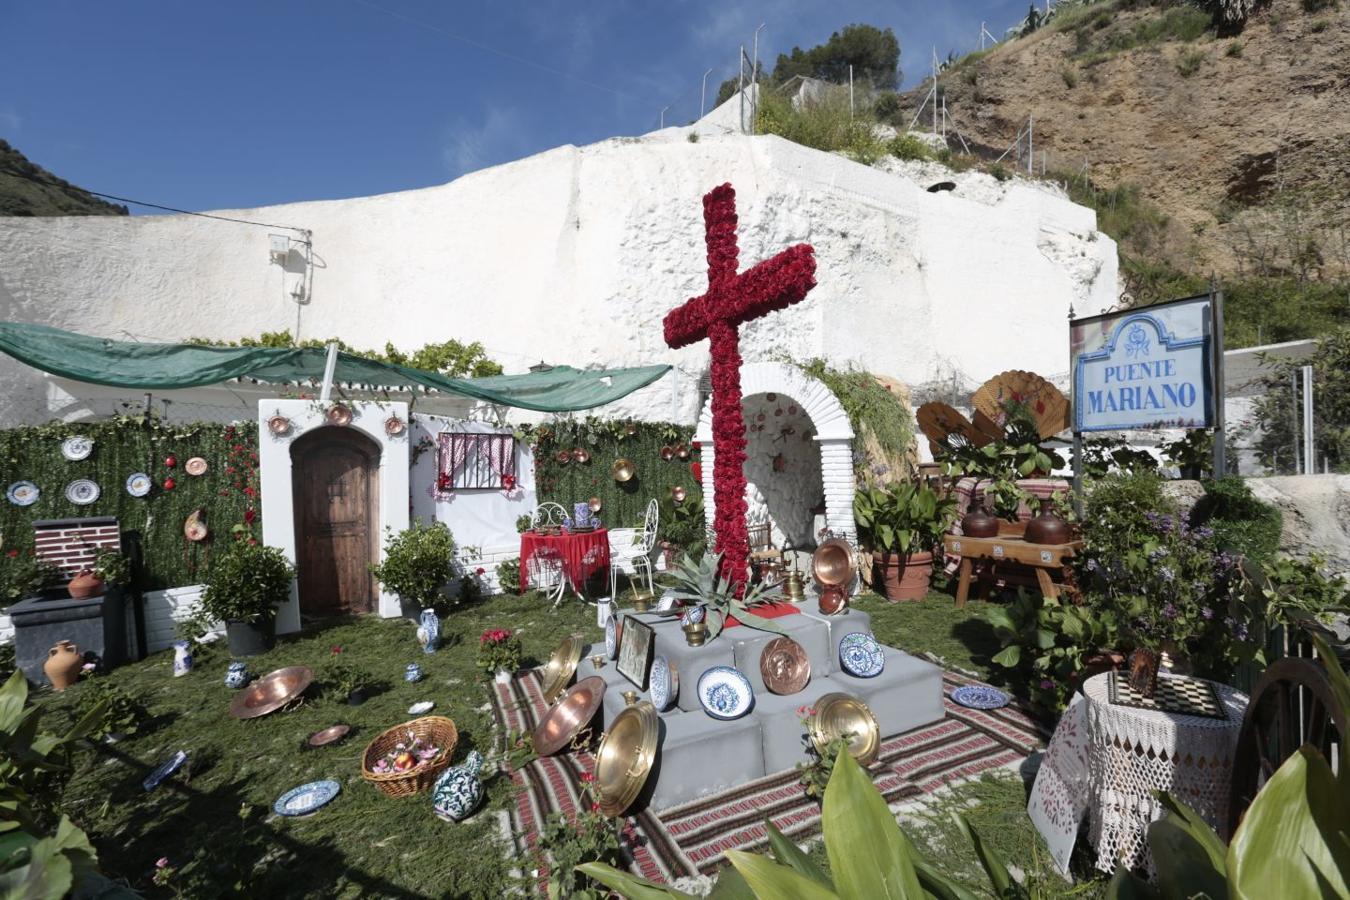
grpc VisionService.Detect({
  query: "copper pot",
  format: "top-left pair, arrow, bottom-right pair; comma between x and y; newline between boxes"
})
818,584 -> 848,615
675,444 -> 689,459
611,458 -> 636,483
555,450 -> 572,465
67,570 -> 104,600
960,501 -> 999,538
1024,498 -> 1070,545
659,446 -> 675,461
671,486 -> 687,503
532,676 -> 605,756
572,448 -> 591,464
326,403 -> 353,426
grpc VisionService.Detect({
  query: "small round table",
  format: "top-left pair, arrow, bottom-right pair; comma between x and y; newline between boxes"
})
519,528 -> 610,601
1081,671 -> 1247,874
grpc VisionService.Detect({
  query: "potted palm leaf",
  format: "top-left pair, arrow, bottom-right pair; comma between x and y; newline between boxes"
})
853,483 -> 956,601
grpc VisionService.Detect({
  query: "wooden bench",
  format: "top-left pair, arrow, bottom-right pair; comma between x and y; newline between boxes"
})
943,533 -> 1082,607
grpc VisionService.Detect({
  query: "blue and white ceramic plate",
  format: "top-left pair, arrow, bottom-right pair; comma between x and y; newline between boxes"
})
656,592 -> 679,612
126,473 -> 153,497
142,750 -> 188,792
61,435 -> 93,461
6,481 -> 39,507
408,700 -> 435,715
680,605 -> 705,626
65,479 -> 100,506
650,655 -> 677,711
273,779 -> 340,817
696,666 -> 754,720
839,632 -> 885,678
605,615 -> 619,659
951,685 -> 1009,710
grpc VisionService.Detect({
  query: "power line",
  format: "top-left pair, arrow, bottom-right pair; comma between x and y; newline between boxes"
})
0,166 -> 311,235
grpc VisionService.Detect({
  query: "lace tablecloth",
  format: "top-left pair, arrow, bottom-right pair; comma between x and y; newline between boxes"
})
1028,672 -> 1247,875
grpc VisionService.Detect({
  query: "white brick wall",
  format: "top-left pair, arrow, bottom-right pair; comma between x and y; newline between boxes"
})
0,584 -> 209,657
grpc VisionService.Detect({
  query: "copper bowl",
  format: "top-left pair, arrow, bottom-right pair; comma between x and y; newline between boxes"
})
675,444 -> 690,459
229,666 -> 314,719
307,724 -> 351,748
595,700 -> 659,817
760,636 -> 811,695
812,538 -> 856,587
659,446 -> 675,461
572,448 -> 591,464
555,450 -> 572,465
588,496 -> 603,513
267,415 -> 292,436
611,458 -> 635,483
533,675 -> 606,756
819,584 -> 848,615
540,634 -> 584,703
326,403 -> 353,426
384,416 -> 406,437
671,486 -> 687,503
809,692 -> 880,766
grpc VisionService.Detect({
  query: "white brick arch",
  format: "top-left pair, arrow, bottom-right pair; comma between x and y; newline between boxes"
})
694,362 -> 857,546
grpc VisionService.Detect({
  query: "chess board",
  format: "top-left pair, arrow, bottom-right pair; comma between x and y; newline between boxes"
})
1108,672 -> 1227,720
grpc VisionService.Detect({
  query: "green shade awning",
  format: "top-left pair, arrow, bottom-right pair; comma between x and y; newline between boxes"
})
0,322 -> 670,413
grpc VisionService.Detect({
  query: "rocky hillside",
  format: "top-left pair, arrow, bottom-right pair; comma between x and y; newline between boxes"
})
908,0 -> 1350,284
0,140 -> 128,217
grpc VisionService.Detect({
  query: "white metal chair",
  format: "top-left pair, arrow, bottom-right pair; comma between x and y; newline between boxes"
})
530,502 -> 568,531
609,499 -> 659,599
526,545 -> 567,606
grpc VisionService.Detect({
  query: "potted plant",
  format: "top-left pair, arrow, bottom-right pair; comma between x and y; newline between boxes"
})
853,483 -> 956,601
199,540 -> 295,656
323,658 -> 371,705
658,494 -> 705,566
478,628 -> 523,683
369,523 -> 456,630
658,552 -> 786,642
91,549 -> 132,588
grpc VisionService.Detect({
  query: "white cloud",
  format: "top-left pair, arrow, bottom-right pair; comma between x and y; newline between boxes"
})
443,107 -> 530,177
0,109 -> 21,134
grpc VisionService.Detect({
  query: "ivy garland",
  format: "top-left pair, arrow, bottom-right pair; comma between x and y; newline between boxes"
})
0,416 -> 258,593
794,358 -> 916,484
528,418 -> 702,531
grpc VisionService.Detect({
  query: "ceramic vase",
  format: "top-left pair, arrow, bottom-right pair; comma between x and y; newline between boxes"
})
494,669 -> 513,685
67,570 -> 105,600
224,661 -> 250,689
432,750 -> 485,822
43,640 -> 83,690
1024,498 -> 1070,545
960,500 -> 1000,538
417,609 -> 440,654
172,641 -> 193,677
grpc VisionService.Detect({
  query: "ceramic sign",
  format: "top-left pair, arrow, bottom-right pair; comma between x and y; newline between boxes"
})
697,666 -> 754,720
616,616 -> 654,690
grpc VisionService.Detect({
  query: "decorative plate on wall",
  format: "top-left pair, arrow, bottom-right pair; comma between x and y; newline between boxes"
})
697,666 -> 754,720
65,480 -> 100,506
838,632 -> 885,678
6,481 -> 39,507
60,435 -> 93,461
125,473 -> 152,497
184,457 -> 208,476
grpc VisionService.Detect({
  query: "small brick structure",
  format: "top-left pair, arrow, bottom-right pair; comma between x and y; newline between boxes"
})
32,516 -> 122,582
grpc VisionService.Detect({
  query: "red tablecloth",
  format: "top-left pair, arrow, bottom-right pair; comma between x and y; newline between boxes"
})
725,601 -> 801,628
520,529 -> 611,590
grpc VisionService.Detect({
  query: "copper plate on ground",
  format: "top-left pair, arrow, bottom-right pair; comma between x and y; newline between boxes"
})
808,692 -> 880,765
595,700 -> 659,817
307,724 -> 351,747
760,637 -> 811,695
533,675 -> 607,756
229,666 -> 314,719
540,634 -> 584,703
812,538 -> 856,587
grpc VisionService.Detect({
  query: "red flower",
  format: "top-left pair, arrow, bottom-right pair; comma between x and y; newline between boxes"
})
244,508 -> 257,524
247,538 -> 258,546
579,771 -> 594,783
5,549 -> 17,558
331,645 -> 343,654
475,567 -> 485,576
590,802 -> 601,813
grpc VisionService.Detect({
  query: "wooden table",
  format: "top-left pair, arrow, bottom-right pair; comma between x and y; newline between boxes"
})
942,533 -> 1082,607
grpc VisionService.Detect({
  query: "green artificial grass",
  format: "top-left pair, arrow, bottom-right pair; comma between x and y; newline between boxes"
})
36,587 -> 1105,898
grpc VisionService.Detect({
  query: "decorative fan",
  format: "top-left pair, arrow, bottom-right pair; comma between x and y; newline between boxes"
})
916,402 -> 990,458
971,370 -> 1069,439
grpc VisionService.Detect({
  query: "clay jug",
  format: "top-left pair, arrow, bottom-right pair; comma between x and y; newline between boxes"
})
44,641 -> 83,690
960,500 -> 999,538
67,569 -> 104,600
1024,498 -> 1070,545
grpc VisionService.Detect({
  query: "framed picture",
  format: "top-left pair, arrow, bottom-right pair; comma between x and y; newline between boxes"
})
616,615 -> 655,690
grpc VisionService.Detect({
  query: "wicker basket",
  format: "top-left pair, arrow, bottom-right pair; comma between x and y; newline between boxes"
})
361,716 -> 459,797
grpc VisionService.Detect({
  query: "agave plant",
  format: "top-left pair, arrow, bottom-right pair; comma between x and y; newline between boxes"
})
660,552 -> 787,642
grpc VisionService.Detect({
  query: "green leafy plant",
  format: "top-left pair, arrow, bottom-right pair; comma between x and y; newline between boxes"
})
1252,325 -> 1350,473
477,628 -> 522,675
1081,436 -> 1161,477
199,540 -> 295,624
534,772 -> 622,900
1162,428 -> 1214,477
72,679 -> 144,741
794,358 -> 915,483
90,549 -> 131,587
658,494 -> 705,558
852,483 -> 956,556
1,550 -> 60,604
1190,475 -> 1282,562
495,558 -> 521,595
660,552 -> 786,642
322,659 -> 369,701
515,514 -> 532,534
987,589 -> 1124,711
502,729 -> 537,772
369,522 -> 455,609
888,133 -> 933,161
1256,554 -> 1350,633
794,705 -> 851,802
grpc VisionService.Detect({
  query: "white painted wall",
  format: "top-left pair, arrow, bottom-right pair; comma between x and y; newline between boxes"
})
0,132 -> 1116,430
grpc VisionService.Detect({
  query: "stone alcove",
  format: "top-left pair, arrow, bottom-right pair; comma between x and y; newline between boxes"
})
693,362 -> 857,551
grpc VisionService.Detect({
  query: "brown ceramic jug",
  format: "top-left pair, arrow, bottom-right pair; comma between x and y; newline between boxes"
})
67,569 -> 104,600
44,641 -> 83,691
1024,498 -> 1070,545
960,500 -> 999,538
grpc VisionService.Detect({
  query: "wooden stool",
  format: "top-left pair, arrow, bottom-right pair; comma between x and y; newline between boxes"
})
943,534 -> 1082,607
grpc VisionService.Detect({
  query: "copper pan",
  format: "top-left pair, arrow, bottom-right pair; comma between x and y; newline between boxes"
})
533,676 -> 606,756
229,666 -> 314,719
760,636 -> 811,695
812,538 -> 855,587
611,458 -> 636,483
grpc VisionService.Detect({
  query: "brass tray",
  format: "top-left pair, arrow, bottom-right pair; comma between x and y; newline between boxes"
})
533,675 -> 607,756
812,538 -> 856,586
541,634 -> 584,703
760,636 -> 811,695
808,692 -> 880,766
229,666 -> 314,719
594,700 -> 659,817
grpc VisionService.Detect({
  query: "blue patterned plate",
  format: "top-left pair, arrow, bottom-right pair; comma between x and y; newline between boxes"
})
650,655 -> 677,712
839,632 -> 885,678
951,685 -> 1009,710
126,473 -> 152,497
696,666 -> 754,720
605,615 -> 619,659
656,592 -> 678,612
274,779 -> 340,817
142,750 -> 188,791
6,481 -> 39,507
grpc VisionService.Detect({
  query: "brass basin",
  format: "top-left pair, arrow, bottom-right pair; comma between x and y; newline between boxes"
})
808,692 -> 880,766
611,458 -> 636,483
533,675 -> 606,756
541,634 -> 584,703
229,666 -> 314,719
595,700 -> 659,817
812,538 -> 856,587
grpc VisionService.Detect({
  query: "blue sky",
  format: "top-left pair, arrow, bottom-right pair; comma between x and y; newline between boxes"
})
1,1 -> 1035,213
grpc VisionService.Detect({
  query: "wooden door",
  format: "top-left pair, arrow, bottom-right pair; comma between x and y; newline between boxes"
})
291,428 -> 380,617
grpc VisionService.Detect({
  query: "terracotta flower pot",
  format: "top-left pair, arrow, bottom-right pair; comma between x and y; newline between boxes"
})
873,550 -> 934,602
67,569 -> 104,600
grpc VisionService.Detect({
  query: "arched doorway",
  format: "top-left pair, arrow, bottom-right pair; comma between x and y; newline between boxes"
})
290,427 -> 381,617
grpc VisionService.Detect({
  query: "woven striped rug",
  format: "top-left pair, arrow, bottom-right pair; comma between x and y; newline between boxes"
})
491,662 -> 1047,883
